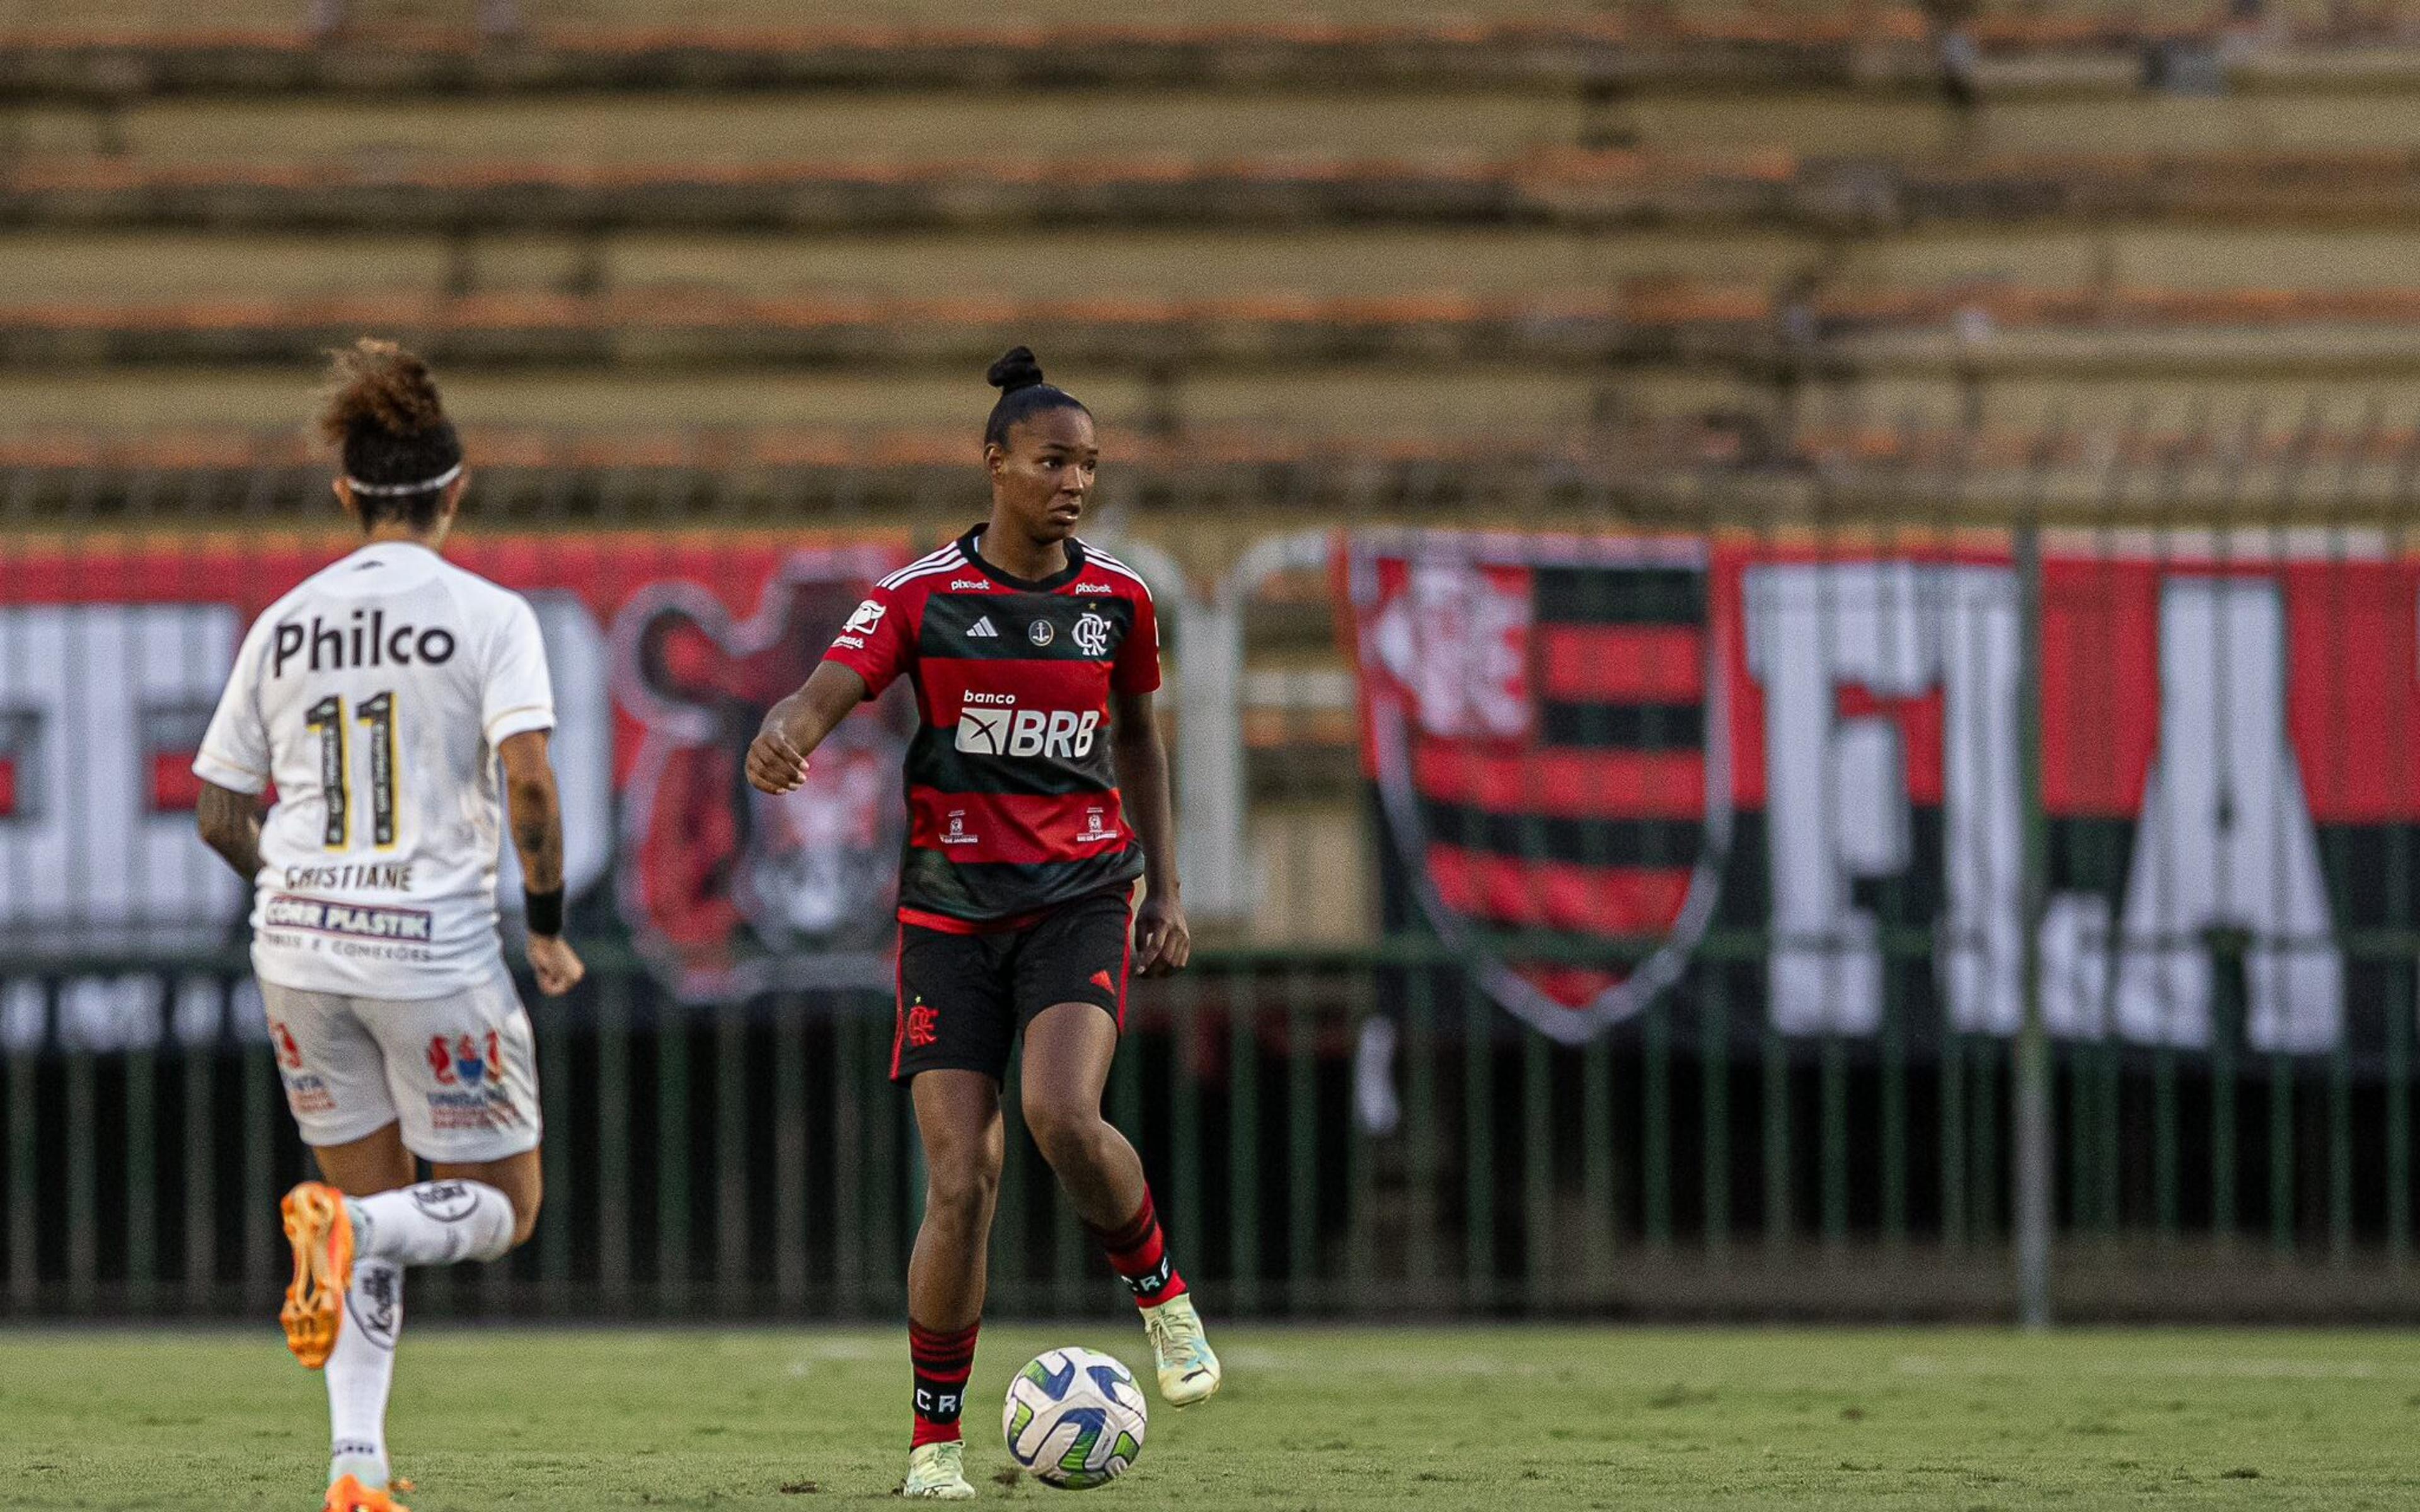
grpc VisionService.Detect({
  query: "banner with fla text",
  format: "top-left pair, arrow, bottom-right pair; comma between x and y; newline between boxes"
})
1345,528 -> 2420,1055
0,532 -> 916,1003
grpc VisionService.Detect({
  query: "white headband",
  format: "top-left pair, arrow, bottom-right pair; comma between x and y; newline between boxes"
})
344,462 -> 463,497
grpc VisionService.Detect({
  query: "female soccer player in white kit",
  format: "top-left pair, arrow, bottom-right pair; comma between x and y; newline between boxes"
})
193,340 -> 584,1512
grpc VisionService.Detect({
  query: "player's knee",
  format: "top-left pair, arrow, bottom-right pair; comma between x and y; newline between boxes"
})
1023,1095 -> 1107,1171
922,1144 -> 1001,1222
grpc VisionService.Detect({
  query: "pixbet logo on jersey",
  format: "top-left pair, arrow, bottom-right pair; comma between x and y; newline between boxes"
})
955,694 -> 1100,759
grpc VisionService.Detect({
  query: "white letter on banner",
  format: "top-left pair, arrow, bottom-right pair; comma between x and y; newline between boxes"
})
0,605 -> 245,951
1934,568 -> 2028,1036
1746,563 -> 2031,1036
2112,578 -> 2341,1052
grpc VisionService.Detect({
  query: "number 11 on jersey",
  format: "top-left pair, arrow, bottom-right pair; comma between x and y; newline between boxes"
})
304,690 -> 400,852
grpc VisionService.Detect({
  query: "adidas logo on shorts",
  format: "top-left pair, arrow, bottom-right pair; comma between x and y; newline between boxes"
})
967,616 -> 999,638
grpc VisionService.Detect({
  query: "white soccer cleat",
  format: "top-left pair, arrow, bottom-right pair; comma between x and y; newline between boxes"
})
1141,1293 -> 1222,1407
901,1441 -> 977,1500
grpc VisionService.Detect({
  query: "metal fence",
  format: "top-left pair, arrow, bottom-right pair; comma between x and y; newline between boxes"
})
7,421 -> 2420,1322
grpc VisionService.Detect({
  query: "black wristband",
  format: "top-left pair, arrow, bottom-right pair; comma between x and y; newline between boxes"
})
524,886 -> 565,938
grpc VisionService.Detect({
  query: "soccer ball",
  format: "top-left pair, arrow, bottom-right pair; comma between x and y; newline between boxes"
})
1001,1346 -> 1148,1489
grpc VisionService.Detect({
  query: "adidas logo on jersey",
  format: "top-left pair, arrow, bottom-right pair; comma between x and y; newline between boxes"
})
967,616 -> 1000,638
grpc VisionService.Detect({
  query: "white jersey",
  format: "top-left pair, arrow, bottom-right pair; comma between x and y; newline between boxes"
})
195,541 -> 555,999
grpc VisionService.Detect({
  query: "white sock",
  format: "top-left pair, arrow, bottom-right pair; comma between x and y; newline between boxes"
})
327,1258 -> 401,1490
347,1181 -> 516,1266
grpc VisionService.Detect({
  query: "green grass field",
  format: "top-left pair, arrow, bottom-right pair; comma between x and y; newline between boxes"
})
7,1326 -> 2420,1509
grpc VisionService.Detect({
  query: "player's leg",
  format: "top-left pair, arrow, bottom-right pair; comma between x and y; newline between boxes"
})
905,1069 -> 1002,1498
893,927 -> 1016,1501
294,1150 -> 534,1512
297,1124 -> 416,1512
1020,1002 -> 1219,1406
288,973 -> 542,1511
262,985 -> 420,1511
1017,1002 -> 1144,1230
343,971 -> 542,1269
1015,896 -> 1220,1407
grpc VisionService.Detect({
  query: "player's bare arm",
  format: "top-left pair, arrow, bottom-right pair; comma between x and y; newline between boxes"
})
499,728 -> 584,996
1112,689 -> 1189,977
195,779 -> 267,881
746,660 -> 870,795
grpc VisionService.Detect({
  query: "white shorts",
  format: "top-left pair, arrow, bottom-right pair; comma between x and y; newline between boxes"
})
258,969 -> 542,1163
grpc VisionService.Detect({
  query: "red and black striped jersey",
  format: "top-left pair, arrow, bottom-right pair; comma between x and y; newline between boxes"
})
822,525 -> 1161,929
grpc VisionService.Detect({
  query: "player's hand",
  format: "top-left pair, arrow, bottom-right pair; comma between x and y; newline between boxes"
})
746,723 -> 810,795
527,932 -> 585,997
1133,893 -> 1190,978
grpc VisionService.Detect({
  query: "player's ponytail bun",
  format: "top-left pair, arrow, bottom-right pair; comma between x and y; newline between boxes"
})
320,338 -> 465,530
988,345 -> 1048,394
982,345 -> 1087,448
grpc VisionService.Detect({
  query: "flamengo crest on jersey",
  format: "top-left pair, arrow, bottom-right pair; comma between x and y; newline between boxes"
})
194,541 -> 556,997
821,526 -> 1161,924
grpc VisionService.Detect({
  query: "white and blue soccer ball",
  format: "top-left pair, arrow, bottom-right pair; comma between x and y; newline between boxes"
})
1001,1346 -> 1148,1489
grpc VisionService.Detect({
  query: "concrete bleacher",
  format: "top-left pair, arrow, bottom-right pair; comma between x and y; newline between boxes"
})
3,9 -> 2419,446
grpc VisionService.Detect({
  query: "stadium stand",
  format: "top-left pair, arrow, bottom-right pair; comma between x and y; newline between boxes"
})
5,8 -> 2420,437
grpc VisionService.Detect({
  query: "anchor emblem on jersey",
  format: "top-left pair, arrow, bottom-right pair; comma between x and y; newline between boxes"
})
1027,619 -> 1055,648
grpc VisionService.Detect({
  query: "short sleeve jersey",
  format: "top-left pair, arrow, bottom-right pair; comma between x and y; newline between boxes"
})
822,525 -> 1160,927
195,541 -> 556,997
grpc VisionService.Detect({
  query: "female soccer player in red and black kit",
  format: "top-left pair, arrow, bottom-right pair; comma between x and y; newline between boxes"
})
746,348 -> 1219,1500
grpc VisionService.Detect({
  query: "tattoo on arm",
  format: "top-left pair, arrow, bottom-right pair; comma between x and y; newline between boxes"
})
195,782 -> 265,881
498,733 -> 566,892
511,789 -> 563,891
506,765 -> 565,892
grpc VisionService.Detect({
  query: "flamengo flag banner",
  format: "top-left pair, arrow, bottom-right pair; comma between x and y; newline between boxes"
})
1346,532 -> 1729,1044
1345,528 -> 2420,1057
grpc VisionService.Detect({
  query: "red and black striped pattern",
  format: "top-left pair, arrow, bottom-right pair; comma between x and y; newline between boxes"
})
908,1319 -> 981,1446
824,526 -> 1160,927
1418,564 -> 1707,948
1086,1187 -> 1188,1309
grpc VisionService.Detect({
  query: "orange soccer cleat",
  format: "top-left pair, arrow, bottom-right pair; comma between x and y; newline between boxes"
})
322,1474 -> 409,1511
279,1180 -> 355,1369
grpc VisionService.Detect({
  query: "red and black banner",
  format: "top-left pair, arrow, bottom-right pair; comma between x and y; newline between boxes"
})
1348,529 -> 2420,1057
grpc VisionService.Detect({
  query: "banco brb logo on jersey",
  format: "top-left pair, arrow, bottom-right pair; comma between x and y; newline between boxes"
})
955,696 -> 1101,759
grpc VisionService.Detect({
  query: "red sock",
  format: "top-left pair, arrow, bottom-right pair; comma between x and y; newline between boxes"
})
909,1319 -> 979,1447
1088,1189 -> 1188,1309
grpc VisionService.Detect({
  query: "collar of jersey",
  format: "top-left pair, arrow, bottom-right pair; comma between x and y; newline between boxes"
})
351,539 -> 441,563
956,524 -> 1088,593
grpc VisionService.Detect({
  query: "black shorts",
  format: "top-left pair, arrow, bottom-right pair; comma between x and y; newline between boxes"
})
890,889 -> 1134,1083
